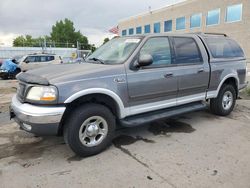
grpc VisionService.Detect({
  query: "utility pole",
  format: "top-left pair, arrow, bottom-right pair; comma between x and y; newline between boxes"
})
148,6 -> 152,14
43,37 -> 47,53
77,41 -> 80,58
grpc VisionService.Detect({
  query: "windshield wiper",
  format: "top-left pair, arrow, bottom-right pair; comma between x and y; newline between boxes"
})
88,57 -> 105,64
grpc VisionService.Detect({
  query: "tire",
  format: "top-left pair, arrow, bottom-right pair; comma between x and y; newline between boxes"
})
2,74 -> 9,80
64,103 -> 116,157
210,84 -> 236,116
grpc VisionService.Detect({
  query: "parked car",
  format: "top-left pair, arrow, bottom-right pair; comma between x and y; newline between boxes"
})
0,59 -> 21,79
10,33 -> 248,156
18,53 -> 62,71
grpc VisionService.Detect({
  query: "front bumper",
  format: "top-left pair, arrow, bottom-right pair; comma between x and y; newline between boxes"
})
10,95 -> 66,135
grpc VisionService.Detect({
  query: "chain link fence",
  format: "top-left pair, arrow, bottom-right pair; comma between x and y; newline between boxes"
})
0,46 -> 91,62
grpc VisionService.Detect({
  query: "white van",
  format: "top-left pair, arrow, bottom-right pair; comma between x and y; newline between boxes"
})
18,54 -> 62,71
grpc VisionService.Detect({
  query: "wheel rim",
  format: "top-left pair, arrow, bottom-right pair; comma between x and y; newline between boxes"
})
222,91 -> 233,110
79,116 -> 108,147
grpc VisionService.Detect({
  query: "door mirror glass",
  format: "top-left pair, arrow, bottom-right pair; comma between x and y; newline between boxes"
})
138,54 -> 153,67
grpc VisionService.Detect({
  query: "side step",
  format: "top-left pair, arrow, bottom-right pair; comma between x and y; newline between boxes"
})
119,102 -> 207,127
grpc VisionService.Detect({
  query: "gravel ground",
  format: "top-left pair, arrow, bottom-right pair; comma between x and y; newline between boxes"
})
0,74 -> 250,188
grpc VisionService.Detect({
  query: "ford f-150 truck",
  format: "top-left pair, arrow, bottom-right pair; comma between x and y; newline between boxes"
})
10,33 -> 248,156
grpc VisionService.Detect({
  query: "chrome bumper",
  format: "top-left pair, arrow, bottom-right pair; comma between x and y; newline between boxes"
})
10,95 -> 66,135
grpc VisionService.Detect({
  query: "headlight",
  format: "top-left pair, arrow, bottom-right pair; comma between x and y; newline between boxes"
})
26,86 -> 58,103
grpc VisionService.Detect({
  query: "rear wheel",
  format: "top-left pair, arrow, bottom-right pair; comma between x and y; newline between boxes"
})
64,103 -> 116,157
210,84 -> 236,116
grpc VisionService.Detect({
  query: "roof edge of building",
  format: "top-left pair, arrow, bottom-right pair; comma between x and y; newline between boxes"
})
118,0 -> 196,24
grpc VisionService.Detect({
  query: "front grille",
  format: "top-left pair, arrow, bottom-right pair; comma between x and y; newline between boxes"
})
17,82 -> 27,102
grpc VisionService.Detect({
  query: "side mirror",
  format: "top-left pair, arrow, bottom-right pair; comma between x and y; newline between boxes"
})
25,60 -> 30,64
137,54 -> 153,67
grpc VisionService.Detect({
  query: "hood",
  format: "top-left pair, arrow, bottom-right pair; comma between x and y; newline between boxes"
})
19,63 -> 125,85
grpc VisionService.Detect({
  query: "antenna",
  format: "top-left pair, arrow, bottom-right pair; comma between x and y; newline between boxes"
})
148,6 -> 152,14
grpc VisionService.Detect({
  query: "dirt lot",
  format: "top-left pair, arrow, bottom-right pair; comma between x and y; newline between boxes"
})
0,75 -> 250,188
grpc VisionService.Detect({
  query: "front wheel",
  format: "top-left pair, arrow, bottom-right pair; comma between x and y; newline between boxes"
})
210,84 -> 236,116
64,104 -> 116,157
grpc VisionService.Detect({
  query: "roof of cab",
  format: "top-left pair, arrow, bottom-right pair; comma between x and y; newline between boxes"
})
121,32 -> 227,38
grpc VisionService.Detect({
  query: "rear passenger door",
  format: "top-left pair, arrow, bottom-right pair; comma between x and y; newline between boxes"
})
29,56 -> 42,70
36,56 -> 49,68
46,56 -> 56,64
171,36 -> 210,105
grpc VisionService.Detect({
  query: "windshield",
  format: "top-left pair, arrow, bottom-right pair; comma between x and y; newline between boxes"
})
87,37 -> 141,64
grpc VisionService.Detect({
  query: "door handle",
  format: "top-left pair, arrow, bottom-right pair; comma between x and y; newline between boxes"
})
197,68 -> 204,73
164,73 -> 173,78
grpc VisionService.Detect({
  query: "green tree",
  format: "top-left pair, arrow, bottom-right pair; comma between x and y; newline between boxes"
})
13,35 -> 45,47
13,36 -> 26,46
103,37 -> 110,45
90,44 -> 96,52
13,18 -> 91,50
50,18 -> 90,49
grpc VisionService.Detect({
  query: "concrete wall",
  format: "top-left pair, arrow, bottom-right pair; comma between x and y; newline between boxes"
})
118,0 -> 250,59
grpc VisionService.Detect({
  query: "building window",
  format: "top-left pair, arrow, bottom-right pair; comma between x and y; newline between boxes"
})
190,13 -> 202,28
136,27 -> 142,34
129,28 -> 134,35
206,9 -> 220,26
164,20 -> 172,32
144,24 -> 151,34
226,4 -> 242,23
176,17 -> 186,30
154,22 -> 161,33
122,30 -> 127,36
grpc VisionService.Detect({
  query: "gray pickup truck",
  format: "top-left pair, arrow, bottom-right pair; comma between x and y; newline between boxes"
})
10,33 -> 247,156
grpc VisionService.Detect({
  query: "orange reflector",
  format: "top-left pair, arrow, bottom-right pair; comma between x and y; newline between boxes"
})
40,97 -> 56,101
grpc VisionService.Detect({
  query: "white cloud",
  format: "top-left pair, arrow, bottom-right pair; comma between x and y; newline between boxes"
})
0,29 -> 115,48
0,0 -> 186,47
81,28 -> 116,47
0,32 -> 19,47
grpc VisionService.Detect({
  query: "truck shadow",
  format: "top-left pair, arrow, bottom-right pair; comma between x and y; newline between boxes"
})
0,114 -> 198,162
113,118 -> 195,148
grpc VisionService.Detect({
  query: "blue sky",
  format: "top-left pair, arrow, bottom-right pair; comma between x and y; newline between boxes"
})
0,0 -> 185,46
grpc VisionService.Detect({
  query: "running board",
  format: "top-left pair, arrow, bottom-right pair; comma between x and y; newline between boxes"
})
119,102 -> 207,127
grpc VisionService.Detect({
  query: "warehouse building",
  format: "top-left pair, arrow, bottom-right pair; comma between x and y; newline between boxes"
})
118,0 -> 250,59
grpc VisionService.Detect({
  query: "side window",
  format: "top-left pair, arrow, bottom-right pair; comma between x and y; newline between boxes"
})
204,37 -> 244,58
140,37 -> 172,67
40,56 -> 47,62
25,56 -> 36,63
45,56 -> 54,61
35,56 -> 41,62
173,37 -> 203,64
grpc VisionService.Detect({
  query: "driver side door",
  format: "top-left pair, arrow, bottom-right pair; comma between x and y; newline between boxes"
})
126,37 -> 179,115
